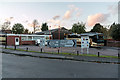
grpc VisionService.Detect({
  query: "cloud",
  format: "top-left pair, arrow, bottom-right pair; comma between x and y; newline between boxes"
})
87,13 -> 110,26
47,18 -> 61,29
5,17 -> 14,22
63,5 -> 82,20
47,15 -> 61,29
27,23 -> 33,27
63,10 -> 72,19
48,5 -> 82,29
53,15 -> 60,20
76,12 -> 81,17
48,19 -> 60,24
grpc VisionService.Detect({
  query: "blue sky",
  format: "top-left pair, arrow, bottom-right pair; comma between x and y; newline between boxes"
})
0,2 -> 118,32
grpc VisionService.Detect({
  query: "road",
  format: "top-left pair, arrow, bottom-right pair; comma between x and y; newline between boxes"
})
2,52 -> 118,78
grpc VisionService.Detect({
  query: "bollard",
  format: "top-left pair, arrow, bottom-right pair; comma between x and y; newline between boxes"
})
41,48 -> 42,53
5,44 -> 7,49
98,52 -> 100,57
58,49 -> 59,54
118,53 -> 120,58
14,45 -> 16,50
77,51 -> 79,56
26,47 -> 28,51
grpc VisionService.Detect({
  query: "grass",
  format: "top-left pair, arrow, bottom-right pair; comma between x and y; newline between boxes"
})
0,47 -> 119,59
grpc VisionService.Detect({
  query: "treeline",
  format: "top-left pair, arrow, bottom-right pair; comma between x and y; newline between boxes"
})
1,19 -> 48,34
70,22 -> 120,40
1,19 -> 120,40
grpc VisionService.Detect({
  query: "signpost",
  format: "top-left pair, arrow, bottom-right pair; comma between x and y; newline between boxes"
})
39,38 -> 45,52
39,38 -> 45,48
47,40 -> 76,48
81,36 -> 89,54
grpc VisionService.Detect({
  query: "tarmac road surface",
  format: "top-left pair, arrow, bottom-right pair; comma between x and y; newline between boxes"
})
2,52 -> 118,78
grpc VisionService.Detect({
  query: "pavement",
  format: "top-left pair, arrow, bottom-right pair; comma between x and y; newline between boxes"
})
1,48 -> 119,64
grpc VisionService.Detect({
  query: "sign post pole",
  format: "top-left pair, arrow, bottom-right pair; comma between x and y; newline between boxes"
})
81,48 -> 83,54
87,48 -> 89,54
81,35 -> 89,55
39,38 -> 45,53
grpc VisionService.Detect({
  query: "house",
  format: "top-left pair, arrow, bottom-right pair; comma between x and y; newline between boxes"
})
35,27 -> 72,39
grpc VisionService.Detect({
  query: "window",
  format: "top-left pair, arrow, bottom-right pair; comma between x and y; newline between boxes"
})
28,36 -> 32,40
68,35 -> 81,38
98,35 -> 104,40
21,36 -> 27,41
33,36 -> 44,40
16,38 -> 18,42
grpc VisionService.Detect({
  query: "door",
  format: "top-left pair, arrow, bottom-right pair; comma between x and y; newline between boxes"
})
15,37 -> 19,45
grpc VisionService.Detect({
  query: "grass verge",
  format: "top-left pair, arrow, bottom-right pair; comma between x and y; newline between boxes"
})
0,47 -> 119,59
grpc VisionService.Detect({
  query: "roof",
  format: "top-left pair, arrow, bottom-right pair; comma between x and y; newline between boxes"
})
68,32 -> 103,36
0,31 -> 6,35
80,32 -> 103,36
35,27 -> 71,35
1,30 -> 12,34
6,34 -> 51,37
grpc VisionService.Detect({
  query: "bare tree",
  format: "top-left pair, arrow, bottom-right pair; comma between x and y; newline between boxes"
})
32,19 -> 40,33
1,21 -> 11,30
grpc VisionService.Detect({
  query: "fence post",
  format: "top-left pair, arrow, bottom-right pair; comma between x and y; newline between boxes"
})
5,44 -> 7,49
14,45 -> 16,50
58,49 -> 59,54
98,52 -> 100,57
118,53 -> 120,58
77,51 -> 79,56
26,47 -> 28,51
41,48 -> 42,53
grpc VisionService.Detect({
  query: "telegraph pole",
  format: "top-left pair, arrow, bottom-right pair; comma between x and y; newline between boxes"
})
49,26 -> 51,40
5,32 -> 7,49
58,26 -> 60,40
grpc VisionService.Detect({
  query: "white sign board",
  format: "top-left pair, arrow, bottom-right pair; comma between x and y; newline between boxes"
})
81,36 -> 89,48
39,38 -> 45,48
47,40 -> 76,47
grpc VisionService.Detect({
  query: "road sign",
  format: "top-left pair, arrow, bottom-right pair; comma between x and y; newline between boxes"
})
81,36 -> 89,48
39,38 -> 45,48
47,40 -> 76,47
81,36 -> 89,54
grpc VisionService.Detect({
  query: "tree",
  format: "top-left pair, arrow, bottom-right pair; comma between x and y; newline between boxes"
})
1,21 -> 11,30
71,22 -> 86,34
41,23 -> 48,31
24,29 -> 29,34
32,19 -> 40,33
12,23 -> 24,34
102,27 -> 108,39
109,23 -> 120,40
91,23 -> 104,33
109,22 -> 115,35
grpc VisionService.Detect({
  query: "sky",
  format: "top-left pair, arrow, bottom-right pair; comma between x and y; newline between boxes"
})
0,1 -> 118,32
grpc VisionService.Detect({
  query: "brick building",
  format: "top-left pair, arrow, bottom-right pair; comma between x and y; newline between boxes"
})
1,34 -> 51,46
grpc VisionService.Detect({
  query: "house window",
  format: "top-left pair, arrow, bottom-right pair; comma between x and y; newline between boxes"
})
33,36 -> 44,40
21,36 -> 27,41
28,36 -> 32,40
